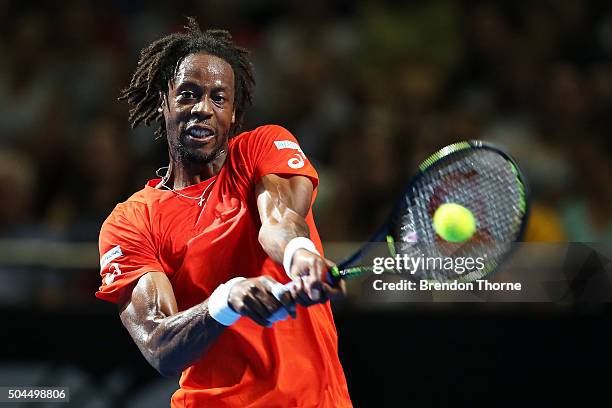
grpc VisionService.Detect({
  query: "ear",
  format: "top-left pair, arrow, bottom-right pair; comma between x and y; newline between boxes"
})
158,91 -> 166,113
231,109 -> 236,124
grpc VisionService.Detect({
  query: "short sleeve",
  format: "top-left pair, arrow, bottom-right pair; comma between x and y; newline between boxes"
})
245,125 -> 319,188
95,203 -> 163,304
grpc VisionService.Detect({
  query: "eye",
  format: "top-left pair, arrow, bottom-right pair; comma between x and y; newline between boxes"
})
179,90 -> 196,99
212,94 -> 226,104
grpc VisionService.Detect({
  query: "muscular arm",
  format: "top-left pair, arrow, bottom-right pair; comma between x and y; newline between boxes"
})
256,174 -> 313,263
119,271 -> 226,377
120,271 -> 296,376
119,176 -> 329,376
256,174 -> 345,303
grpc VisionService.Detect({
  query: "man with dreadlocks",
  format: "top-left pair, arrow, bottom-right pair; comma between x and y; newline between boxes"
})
95,18 -> 352,407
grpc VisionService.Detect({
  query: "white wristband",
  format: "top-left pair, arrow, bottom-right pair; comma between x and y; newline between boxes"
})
208,277 -> 246,326
283,237 -> 320,278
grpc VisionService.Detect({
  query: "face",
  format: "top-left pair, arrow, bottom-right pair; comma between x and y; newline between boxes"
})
162,53 -> 236,166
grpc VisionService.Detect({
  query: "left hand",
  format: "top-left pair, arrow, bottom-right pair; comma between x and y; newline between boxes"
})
288,249 -> 346,306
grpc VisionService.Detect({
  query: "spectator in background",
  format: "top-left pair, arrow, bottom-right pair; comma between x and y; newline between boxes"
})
0,148 -> 59,305
0,1 -> 610,258
0,12 -> 60,143
47,116 -> 136,242
0,149 -> 38,238
561,140 -> 612,242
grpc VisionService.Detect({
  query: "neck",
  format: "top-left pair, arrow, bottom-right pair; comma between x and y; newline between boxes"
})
169,149 -> 227,190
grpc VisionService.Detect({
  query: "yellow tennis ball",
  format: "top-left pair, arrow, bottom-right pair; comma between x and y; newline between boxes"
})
433,203 -> 476,243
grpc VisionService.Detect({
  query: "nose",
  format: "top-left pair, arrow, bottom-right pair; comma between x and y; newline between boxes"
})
191,96 -> 213,117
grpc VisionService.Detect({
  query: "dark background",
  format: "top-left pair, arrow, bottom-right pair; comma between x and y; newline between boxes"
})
1,0 -> 611,406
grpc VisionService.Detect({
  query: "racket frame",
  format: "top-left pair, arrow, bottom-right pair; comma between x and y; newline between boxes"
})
328,140 -> 530,283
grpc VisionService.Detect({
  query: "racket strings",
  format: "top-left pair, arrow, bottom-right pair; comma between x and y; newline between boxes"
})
392,149 -> 526,282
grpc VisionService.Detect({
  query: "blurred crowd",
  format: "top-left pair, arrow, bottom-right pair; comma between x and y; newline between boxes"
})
0,0 -> 611,304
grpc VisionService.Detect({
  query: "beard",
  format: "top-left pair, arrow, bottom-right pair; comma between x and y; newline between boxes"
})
175,131 -> 224,165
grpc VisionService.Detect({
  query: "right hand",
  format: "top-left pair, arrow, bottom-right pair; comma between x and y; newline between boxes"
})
288,249 -> 346,307
227,276 -> 296,327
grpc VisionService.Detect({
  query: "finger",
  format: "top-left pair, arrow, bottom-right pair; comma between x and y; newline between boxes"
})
322,280 -> 346,300
289,248 -> 312,279
260,277 -> 296,319
324,259 -> 338,284
289,263 -> 301,280
245,283 -> 269,315
308,278 -> 330,303
289,277 -> 304,305
276,289 -> 296,319
322,258 -> 344,299
304,259 -> 326,302
242,294 -> 273,327
243,295 -> 272,326
293,277 -> 313,306
326,259 -> 347,296
262,277 -> 294,309
289,277 -> 302,299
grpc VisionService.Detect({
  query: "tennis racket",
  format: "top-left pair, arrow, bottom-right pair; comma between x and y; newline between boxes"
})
270,140 -> 528,318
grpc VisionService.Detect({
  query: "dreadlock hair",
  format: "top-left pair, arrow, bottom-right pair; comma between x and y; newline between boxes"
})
119,17 -> 255,140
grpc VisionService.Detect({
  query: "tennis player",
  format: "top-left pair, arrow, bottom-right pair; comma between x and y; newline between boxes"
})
95,18 -> 352,407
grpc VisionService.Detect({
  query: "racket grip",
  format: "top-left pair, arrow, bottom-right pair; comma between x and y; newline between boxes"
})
268,282 -> 293,323
268,266 -> 340,323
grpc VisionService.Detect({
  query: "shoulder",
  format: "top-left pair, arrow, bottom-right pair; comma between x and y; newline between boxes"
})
228,124 -> 319,188
228,125 -> 301,164
102,185 -> 158,232
230,124 -> 295,147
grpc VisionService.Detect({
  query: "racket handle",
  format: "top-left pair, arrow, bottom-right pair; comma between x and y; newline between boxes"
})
268,282 -> 293,323
268,266 -> 341,323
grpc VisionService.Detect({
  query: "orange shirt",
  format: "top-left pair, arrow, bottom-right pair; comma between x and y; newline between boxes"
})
96,125 -> 352,408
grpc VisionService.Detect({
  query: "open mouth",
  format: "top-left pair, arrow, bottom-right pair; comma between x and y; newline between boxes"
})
186,126 -> 215,141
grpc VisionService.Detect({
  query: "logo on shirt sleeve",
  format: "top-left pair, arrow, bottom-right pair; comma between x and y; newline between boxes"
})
101,246 -> 124,286
104,263 -> 123,285
274,140 -> 306,169
100,245 -> 123,270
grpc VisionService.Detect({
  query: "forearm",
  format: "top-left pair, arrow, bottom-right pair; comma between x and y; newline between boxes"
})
258,211 -> 310,264
120,275 -> 227,378
256,175 -> 342,304
256,174 -> 314,264
143,300 -> 225,376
